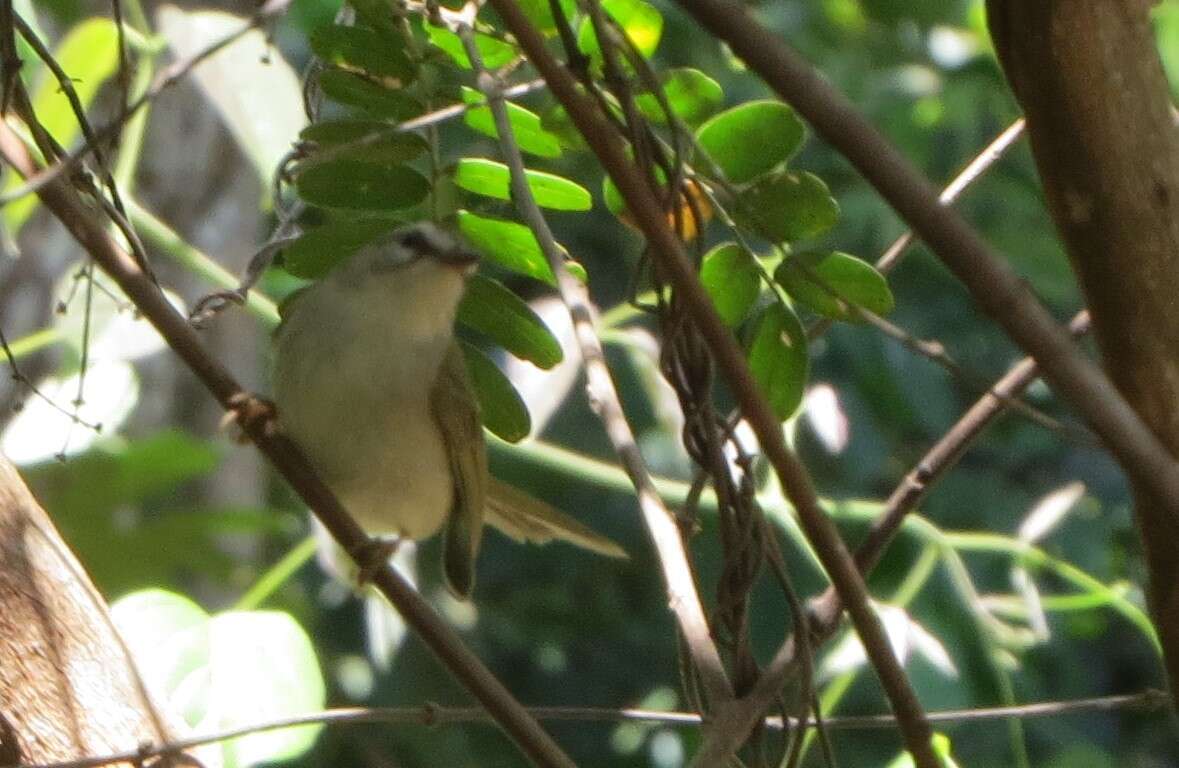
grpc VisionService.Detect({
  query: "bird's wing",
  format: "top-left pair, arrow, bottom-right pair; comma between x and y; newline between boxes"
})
485,477 -> 628,560
429,341 -> 487,598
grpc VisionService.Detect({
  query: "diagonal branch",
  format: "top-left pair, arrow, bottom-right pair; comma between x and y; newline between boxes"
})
672,0 -> 1179,524
456,23 -> 734,706
0,123 -> 576,768
483,1 -> 939,764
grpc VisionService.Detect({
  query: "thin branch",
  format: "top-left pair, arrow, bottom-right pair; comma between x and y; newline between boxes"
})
672,0 -> 1179,526
456,21 -> 734,706
17,689 -> 1172,768
483,2 -> 939,765
0,123 -> 576,768
707,311 -> 1092,759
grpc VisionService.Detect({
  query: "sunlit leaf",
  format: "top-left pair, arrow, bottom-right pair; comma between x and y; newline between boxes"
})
461,87 -> 562,158
424,22 -> 516,69
458,274 -> 564,369
700,243 -> 761,326
454,158 -> 592,211
112,590 -> 325,768
578,0 -> 663,62
4,17 -> 119,231
737,171 -> 839,243
695,100 -> 805,183
309,24 -> 414,81
460,341 -> 531,442
747,302 -> 808,420
318,68 -> 423,120
775,251 -> 893,320
295,159 -> 429,210
457,211 -> 557,285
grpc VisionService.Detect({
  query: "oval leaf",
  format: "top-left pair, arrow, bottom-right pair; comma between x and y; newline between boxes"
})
517,0 -> 576,34
424,23 -> 516,69
578,0 -> 663,61
296,159 -> 429,211
309,24 -> 414,81
696,100 -> 805,183
300,121 -> 428,164
282,219 -> 403,278
460,341 -> 531,442
454,158 -> 592,211
701,243 -> 761,326
458,274 -> 563,369
318,68 -> 423,120
457,211 -> 558,284
748,302 -> 809,420
737,171 -> 839,243
637,68 -> 723,125
775,251 -> 894,321
460,87 -> 562,158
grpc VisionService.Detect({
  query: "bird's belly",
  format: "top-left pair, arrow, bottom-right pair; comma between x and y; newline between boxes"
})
274,347 -> 453,541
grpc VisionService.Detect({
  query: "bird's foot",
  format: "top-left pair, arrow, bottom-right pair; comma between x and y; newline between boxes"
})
354,536 -> 402,586
221,392 -> 278,444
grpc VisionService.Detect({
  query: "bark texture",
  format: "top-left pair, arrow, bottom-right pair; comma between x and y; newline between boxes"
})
987,0 -> 1179,691
0,453 -> 216,767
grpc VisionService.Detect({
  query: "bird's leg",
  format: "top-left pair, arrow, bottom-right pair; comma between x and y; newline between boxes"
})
220,391 -> 278,444
354,536 -> 402,586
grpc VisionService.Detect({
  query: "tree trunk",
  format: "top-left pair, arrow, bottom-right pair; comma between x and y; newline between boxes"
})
986,0 -> 1179,693
0,453 -> 218,767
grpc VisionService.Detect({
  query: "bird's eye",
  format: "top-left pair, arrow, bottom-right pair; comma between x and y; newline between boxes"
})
399,228 -> 431,255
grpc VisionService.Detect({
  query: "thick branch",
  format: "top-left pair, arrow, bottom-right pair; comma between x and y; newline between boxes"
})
986,0 -> 1179,692
0,125 -> 575,768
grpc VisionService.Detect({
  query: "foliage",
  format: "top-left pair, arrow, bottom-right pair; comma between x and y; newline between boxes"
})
3,0 -> 1177,766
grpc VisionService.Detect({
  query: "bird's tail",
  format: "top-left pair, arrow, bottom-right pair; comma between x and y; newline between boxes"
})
485,477 -> 628,559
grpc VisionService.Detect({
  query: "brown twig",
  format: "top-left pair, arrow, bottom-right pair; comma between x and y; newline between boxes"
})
672,0 -> 1179,525
0,123 -> 576,768
483,1 -> 940,764
456,22 -> 735,707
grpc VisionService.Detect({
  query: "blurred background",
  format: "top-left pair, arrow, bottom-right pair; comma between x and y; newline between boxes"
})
4,0 -> 1179,765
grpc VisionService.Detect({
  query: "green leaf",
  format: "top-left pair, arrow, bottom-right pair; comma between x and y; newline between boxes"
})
461,87 -> 562,158
775,251 -> 894,321
737,171 -> 839,243
309,24 -> 414,81
295,159 -> 429,211
318,68 -> 423,120
299,121 -> 429,164
748,302 -> 808,420
282,219 -> 403,278
517,0 -> 576,34
636,68 -> 723,125
701,243 -> 761,326
112,590 -> 325,768
695,100 -> 805,183
4,18 -> 119,232
458,274 -> 563,369
457,211 -> 557,284
578,0 -> 663,62
460,341 -> 531,442
453,158 -> 592,211
424,22 -> 516,69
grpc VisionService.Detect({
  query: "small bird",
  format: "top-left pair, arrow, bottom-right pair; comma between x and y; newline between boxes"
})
271,222 -> 625,598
